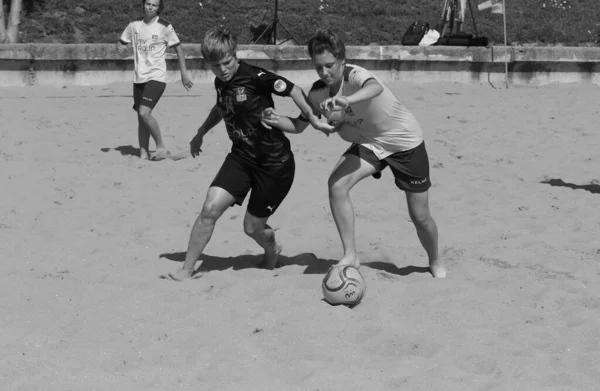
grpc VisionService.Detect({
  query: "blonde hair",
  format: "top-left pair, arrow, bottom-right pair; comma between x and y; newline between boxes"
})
201,27 -> 238,63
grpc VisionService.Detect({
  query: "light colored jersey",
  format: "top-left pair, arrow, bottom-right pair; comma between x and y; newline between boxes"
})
308,64 -> 423,159
119,17 -> 181,84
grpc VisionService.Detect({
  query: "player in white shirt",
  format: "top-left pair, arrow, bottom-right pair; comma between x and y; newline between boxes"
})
117,0 -> 193,161
261,30 -> 446,278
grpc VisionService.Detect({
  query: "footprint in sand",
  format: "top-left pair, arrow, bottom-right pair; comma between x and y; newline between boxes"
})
479,257 -> 517,270
522,263 -> 575,280
375,270 -> 399,282
150,150 -> 189,161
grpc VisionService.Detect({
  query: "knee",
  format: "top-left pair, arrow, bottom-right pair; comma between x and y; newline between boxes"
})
199,202 -> 224,224
243,220 -> 262,237
409,207 -> 433,228
137,108 -> 152,121
328,176 -> 349,199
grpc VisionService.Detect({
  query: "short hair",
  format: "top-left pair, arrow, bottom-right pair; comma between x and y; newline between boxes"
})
307,29 -> 346,61
201,27 -> 238,63
141,0 -> 164,15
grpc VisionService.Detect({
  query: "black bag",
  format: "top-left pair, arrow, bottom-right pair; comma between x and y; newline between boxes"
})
401,20 -> 429,46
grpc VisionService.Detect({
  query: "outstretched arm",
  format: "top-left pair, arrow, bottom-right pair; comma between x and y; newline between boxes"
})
288,85 -> 336,135
259,108 -> 310,134
321,79 -> 384,111
174,45 -> 194,91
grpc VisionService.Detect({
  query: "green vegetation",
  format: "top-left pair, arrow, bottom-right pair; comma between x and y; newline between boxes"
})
17,0 -> 600,46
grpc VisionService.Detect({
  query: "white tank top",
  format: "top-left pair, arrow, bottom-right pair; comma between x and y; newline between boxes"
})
308,64 -> 424,159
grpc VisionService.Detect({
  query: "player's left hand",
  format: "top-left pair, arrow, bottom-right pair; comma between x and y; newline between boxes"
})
259,107 -> 280,129
181,73 -> 194,91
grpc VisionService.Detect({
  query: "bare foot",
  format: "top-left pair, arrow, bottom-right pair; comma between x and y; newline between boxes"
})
161,268 -> 194,282
140,149 -> 150,160
150,148 -> 171,161
429,259 -> 447,278
259,242 -> 283,270
337,255 -> 360,269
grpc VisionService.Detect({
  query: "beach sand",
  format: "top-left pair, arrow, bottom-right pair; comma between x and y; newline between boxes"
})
1,80 -> 599,390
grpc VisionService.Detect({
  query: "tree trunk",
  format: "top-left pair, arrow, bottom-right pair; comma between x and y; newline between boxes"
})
0,1 -> 7,43
6,0 -> 23,43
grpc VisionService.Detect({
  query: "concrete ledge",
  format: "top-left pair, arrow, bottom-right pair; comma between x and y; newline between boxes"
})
1,43 -> 599,87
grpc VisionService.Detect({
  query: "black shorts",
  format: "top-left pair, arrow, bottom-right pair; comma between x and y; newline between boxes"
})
344,141 -> 431,192
133,80 -> 166,111
211,154 -> 295,218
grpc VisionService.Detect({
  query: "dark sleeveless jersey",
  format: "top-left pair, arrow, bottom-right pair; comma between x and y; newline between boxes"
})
214,60 -> 296,172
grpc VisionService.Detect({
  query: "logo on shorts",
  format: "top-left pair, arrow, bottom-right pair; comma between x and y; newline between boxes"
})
344,106 -> 355,116
410,178 -> 428,185
257,71 -> 266,77
273,79 -> 287,93
235,87 -> 247,102
266,205 -> 275,212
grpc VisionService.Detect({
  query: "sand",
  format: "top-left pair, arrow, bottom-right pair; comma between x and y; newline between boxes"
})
1,80 -> 599,390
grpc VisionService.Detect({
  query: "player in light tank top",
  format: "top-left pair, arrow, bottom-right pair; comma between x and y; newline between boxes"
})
261,30 -> 447,279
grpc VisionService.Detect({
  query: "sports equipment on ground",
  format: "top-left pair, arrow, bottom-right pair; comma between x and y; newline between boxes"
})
321,265 -> 366,306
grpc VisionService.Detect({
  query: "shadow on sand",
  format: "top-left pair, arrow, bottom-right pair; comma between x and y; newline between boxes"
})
541,178 -> 600,195
362,261 -> 431,276
100,145 -> 139,157
159,251 -> 430,277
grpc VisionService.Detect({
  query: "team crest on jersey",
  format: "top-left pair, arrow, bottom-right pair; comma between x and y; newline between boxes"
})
274,79 -> 287,93
152,34 -> 158,41
235,87 -> 247,102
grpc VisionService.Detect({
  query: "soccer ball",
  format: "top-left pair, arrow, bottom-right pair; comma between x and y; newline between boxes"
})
322,265 -> 366,306
323,109 -> 345,127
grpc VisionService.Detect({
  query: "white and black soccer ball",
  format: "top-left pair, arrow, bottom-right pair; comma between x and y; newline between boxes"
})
322,265 -> 366,306
323,108 -> 345,127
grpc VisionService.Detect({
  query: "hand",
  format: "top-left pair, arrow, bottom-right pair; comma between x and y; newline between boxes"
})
259,107 -> 280,129
308,116 -> 337,137
181,73 -> 194,91
320,96 -> 349,112
190,133 -> 204,158
117,43 -> 127,55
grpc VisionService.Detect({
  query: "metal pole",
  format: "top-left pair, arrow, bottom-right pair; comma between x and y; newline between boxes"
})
273,0 -> 278,45
503,0 -> 508,88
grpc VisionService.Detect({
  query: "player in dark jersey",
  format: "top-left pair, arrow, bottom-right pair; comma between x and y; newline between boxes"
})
165,27 -> 334,281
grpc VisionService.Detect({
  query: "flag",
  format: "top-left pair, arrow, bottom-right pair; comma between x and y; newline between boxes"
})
478,0 -> 504,14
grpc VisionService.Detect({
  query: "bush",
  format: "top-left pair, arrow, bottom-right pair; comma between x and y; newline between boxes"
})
16,0 -> 600,45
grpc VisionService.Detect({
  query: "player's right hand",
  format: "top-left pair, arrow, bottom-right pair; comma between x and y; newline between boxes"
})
259,107 -> 280,129
190,133 -> 204,157
116,43 -> 126,55
310,117 -> 337,137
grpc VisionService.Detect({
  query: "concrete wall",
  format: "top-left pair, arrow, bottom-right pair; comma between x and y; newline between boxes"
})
1,43 -> 600,87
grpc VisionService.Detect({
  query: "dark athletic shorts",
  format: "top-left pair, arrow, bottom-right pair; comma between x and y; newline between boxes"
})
211,154 -> 295,218
133,80 -> 166,111
343,141 -> 431,193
